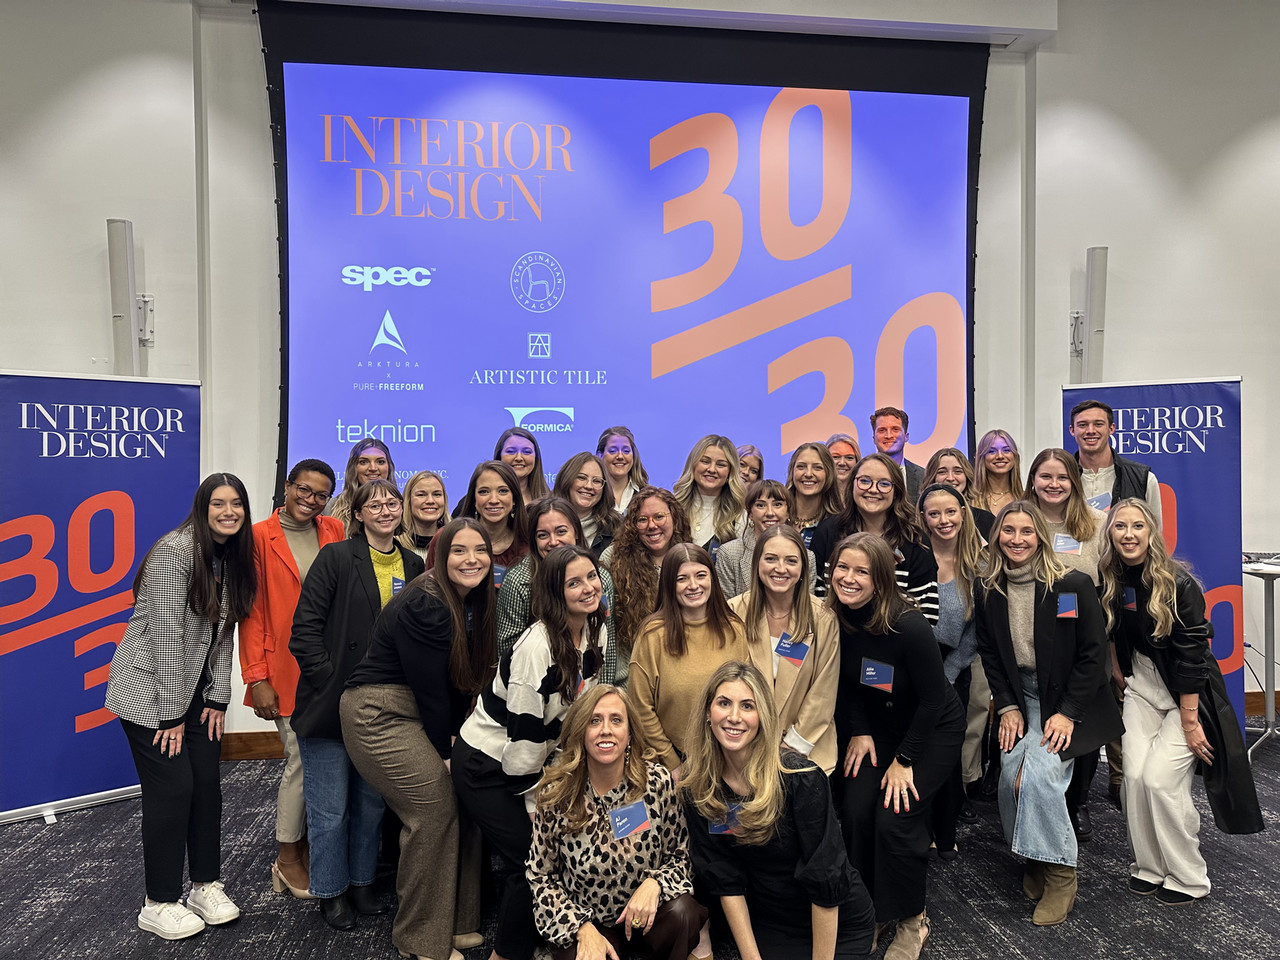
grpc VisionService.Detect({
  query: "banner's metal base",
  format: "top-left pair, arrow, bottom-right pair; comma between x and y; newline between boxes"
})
0,785 -> 141,827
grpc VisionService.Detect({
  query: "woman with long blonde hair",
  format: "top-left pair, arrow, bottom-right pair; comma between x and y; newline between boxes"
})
1099,499 -> 1261,904
672,434 -> 747,552
528,685 -> 708,960
971,429 -> 1023,515
683,660 -> 875,960
974,501 -> 1122,926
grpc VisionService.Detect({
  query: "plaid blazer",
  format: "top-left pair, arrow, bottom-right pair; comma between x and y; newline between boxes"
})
105,528 -> 234,728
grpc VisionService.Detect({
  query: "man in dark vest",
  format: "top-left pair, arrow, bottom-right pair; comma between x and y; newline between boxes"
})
870,405 -> 925,503
1068,398 -> 1163,524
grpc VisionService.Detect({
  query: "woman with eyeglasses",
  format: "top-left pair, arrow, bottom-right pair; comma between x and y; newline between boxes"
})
716,480 -> 817,601
786,443 -> 843,550
397,470 -> 449,561
596,425 -> 649,515
971,430 -> 1024,517
599,487 -> 691,683
825,433 -> 862,508
552,451 -> 619,558
974,501 -> 1122,926
628,543 -> 748,777
1099,499 -> 1262,905
327,437 -> 395,535
496,497 -> 619,682
673,434 -> 748,556
431,461 -> 529,588
290,479 -> 425,929
810,455 -> 937,621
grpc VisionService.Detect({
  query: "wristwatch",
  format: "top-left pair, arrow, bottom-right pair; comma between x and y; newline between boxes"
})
895,753 -> 913,768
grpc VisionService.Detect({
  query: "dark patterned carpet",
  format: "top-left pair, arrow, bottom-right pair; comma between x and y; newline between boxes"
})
3,735 -> 1279,960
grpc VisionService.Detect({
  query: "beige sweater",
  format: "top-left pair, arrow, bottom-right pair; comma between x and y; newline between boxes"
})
628,618 -> 749,769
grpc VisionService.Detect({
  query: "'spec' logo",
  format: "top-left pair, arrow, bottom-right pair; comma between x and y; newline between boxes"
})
343,265 -> 433,292
370,311 -> 407,354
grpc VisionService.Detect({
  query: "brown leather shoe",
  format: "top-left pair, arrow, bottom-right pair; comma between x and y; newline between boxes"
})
1032,864 -> 1077,925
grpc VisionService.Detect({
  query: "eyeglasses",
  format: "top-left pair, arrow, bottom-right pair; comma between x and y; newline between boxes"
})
636,513 -> 669,528
855,477 -> 895,493
361,499 -> 401,515
289,482 -> 331,505
575,474 -> 605,488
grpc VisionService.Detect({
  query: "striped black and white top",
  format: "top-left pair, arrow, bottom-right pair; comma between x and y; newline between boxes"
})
809,518 -> 939,624
457,619 -> 605,813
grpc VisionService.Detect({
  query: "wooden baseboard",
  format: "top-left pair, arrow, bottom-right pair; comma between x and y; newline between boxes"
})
221,731 -> 285,761
1245,691 -> 1268,717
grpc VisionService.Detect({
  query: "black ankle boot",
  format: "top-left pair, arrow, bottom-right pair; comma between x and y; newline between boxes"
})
348,883 -> 388,916
319,893 -> 356,930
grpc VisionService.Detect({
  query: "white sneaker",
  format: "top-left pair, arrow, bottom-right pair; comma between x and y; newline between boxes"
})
138,900 -> 206,940
186,880 -> 241,925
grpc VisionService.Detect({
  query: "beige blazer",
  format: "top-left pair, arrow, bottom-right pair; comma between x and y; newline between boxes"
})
729,592 -> 840,774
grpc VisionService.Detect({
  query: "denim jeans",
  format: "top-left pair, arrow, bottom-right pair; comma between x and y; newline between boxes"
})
998,669 -> 1077,865
297,734 -> 384,898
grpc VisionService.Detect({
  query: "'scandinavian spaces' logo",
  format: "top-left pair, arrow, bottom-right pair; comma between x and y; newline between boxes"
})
370,311 -> 407,354
510,252 -> 565,313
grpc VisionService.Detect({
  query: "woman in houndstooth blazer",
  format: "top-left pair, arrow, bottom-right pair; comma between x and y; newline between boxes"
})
105,473 -> 258,941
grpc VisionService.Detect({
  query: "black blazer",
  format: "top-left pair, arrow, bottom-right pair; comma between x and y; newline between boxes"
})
974,569 -> 1123,759
289,536 -> 425,739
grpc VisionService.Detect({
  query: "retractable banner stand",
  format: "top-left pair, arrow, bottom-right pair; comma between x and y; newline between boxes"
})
1061,379 -> 1244,723
0,371 -> 200,823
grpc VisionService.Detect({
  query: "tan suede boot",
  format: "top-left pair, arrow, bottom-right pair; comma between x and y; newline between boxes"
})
884,911 -> 930,960
1032,864 -> 1077,925
1022,860 -> 1045,901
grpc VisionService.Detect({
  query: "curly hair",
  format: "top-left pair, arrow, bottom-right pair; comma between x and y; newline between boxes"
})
609,487 -> 691,655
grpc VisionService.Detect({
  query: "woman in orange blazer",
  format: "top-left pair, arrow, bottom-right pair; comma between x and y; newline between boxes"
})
727,524 -> 840,774
239,460 -> 344,898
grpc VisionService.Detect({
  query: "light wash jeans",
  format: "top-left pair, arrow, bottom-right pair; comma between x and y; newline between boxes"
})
297,734 -> 384,898
998,669 -> 1077,865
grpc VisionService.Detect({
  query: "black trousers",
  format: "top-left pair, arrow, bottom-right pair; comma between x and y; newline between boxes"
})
838,729 -> 960,922
452,738 -> 537,960
1066,747 -> 1101,814
929,667 -> 972,852
549,893 -> 707,960
120,693 -> 222,903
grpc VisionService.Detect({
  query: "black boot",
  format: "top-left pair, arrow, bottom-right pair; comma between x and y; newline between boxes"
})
348,883 -> 388,916
319,894 -> 357,930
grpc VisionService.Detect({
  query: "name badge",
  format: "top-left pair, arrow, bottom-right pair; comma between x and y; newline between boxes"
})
577,673 -> 586,696
1053,533 -> 1082,556
709,802 -> 741,835
861,657 -> 894,692
1057,593 -> 1079,619
391,576 -> 406,596
774,631 -> 809,668
609,799 -> 650,840
599,591 -> 610,617
493,564 -> 508,588
1087,491 -> 1112,511
1123,587 -> 1138,611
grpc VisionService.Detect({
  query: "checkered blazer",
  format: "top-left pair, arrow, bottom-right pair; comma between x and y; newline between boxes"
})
105,527 -> 235,728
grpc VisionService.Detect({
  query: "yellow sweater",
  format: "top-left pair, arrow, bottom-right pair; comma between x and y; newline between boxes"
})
628,617 -> 749,770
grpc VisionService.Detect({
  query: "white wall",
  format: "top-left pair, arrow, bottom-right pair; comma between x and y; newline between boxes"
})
2,0 -> 1276,728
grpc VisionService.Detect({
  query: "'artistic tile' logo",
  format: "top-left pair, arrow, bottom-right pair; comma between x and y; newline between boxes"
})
511,252 -> 565,313
528,333 -> 551,359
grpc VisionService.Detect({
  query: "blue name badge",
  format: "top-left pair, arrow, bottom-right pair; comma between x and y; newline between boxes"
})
1087,491 -> 1113,511
1057,592 -> 1079,619
1123,586 -> 1138,611
609,799 -> 650,840
709,802 -> 741,835
391,576 -> 406,596
492,564 -> 508,588
861,657 -> 894,692
1053,533 -> 1082,556
774,631 -> 809,668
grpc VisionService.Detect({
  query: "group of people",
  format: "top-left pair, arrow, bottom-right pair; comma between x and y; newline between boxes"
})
104,403 -> 1264,960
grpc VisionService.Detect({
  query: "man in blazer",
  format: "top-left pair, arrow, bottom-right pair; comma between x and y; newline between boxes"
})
239,459 -> 344,898
870,406 -> 926,504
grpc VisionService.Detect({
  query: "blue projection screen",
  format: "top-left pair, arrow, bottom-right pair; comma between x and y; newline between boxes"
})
282,60 -> 972,491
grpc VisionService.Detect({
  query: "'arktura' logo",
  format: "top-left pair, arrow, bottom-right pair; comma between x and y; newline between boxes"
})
370,311 -> 407,354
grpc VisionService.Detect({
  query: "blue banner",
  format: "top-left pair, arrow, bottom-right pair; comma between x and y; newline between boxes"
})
1062,379 -> 1244,722
0,372 -> 200,819
282,63 -> 974,490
